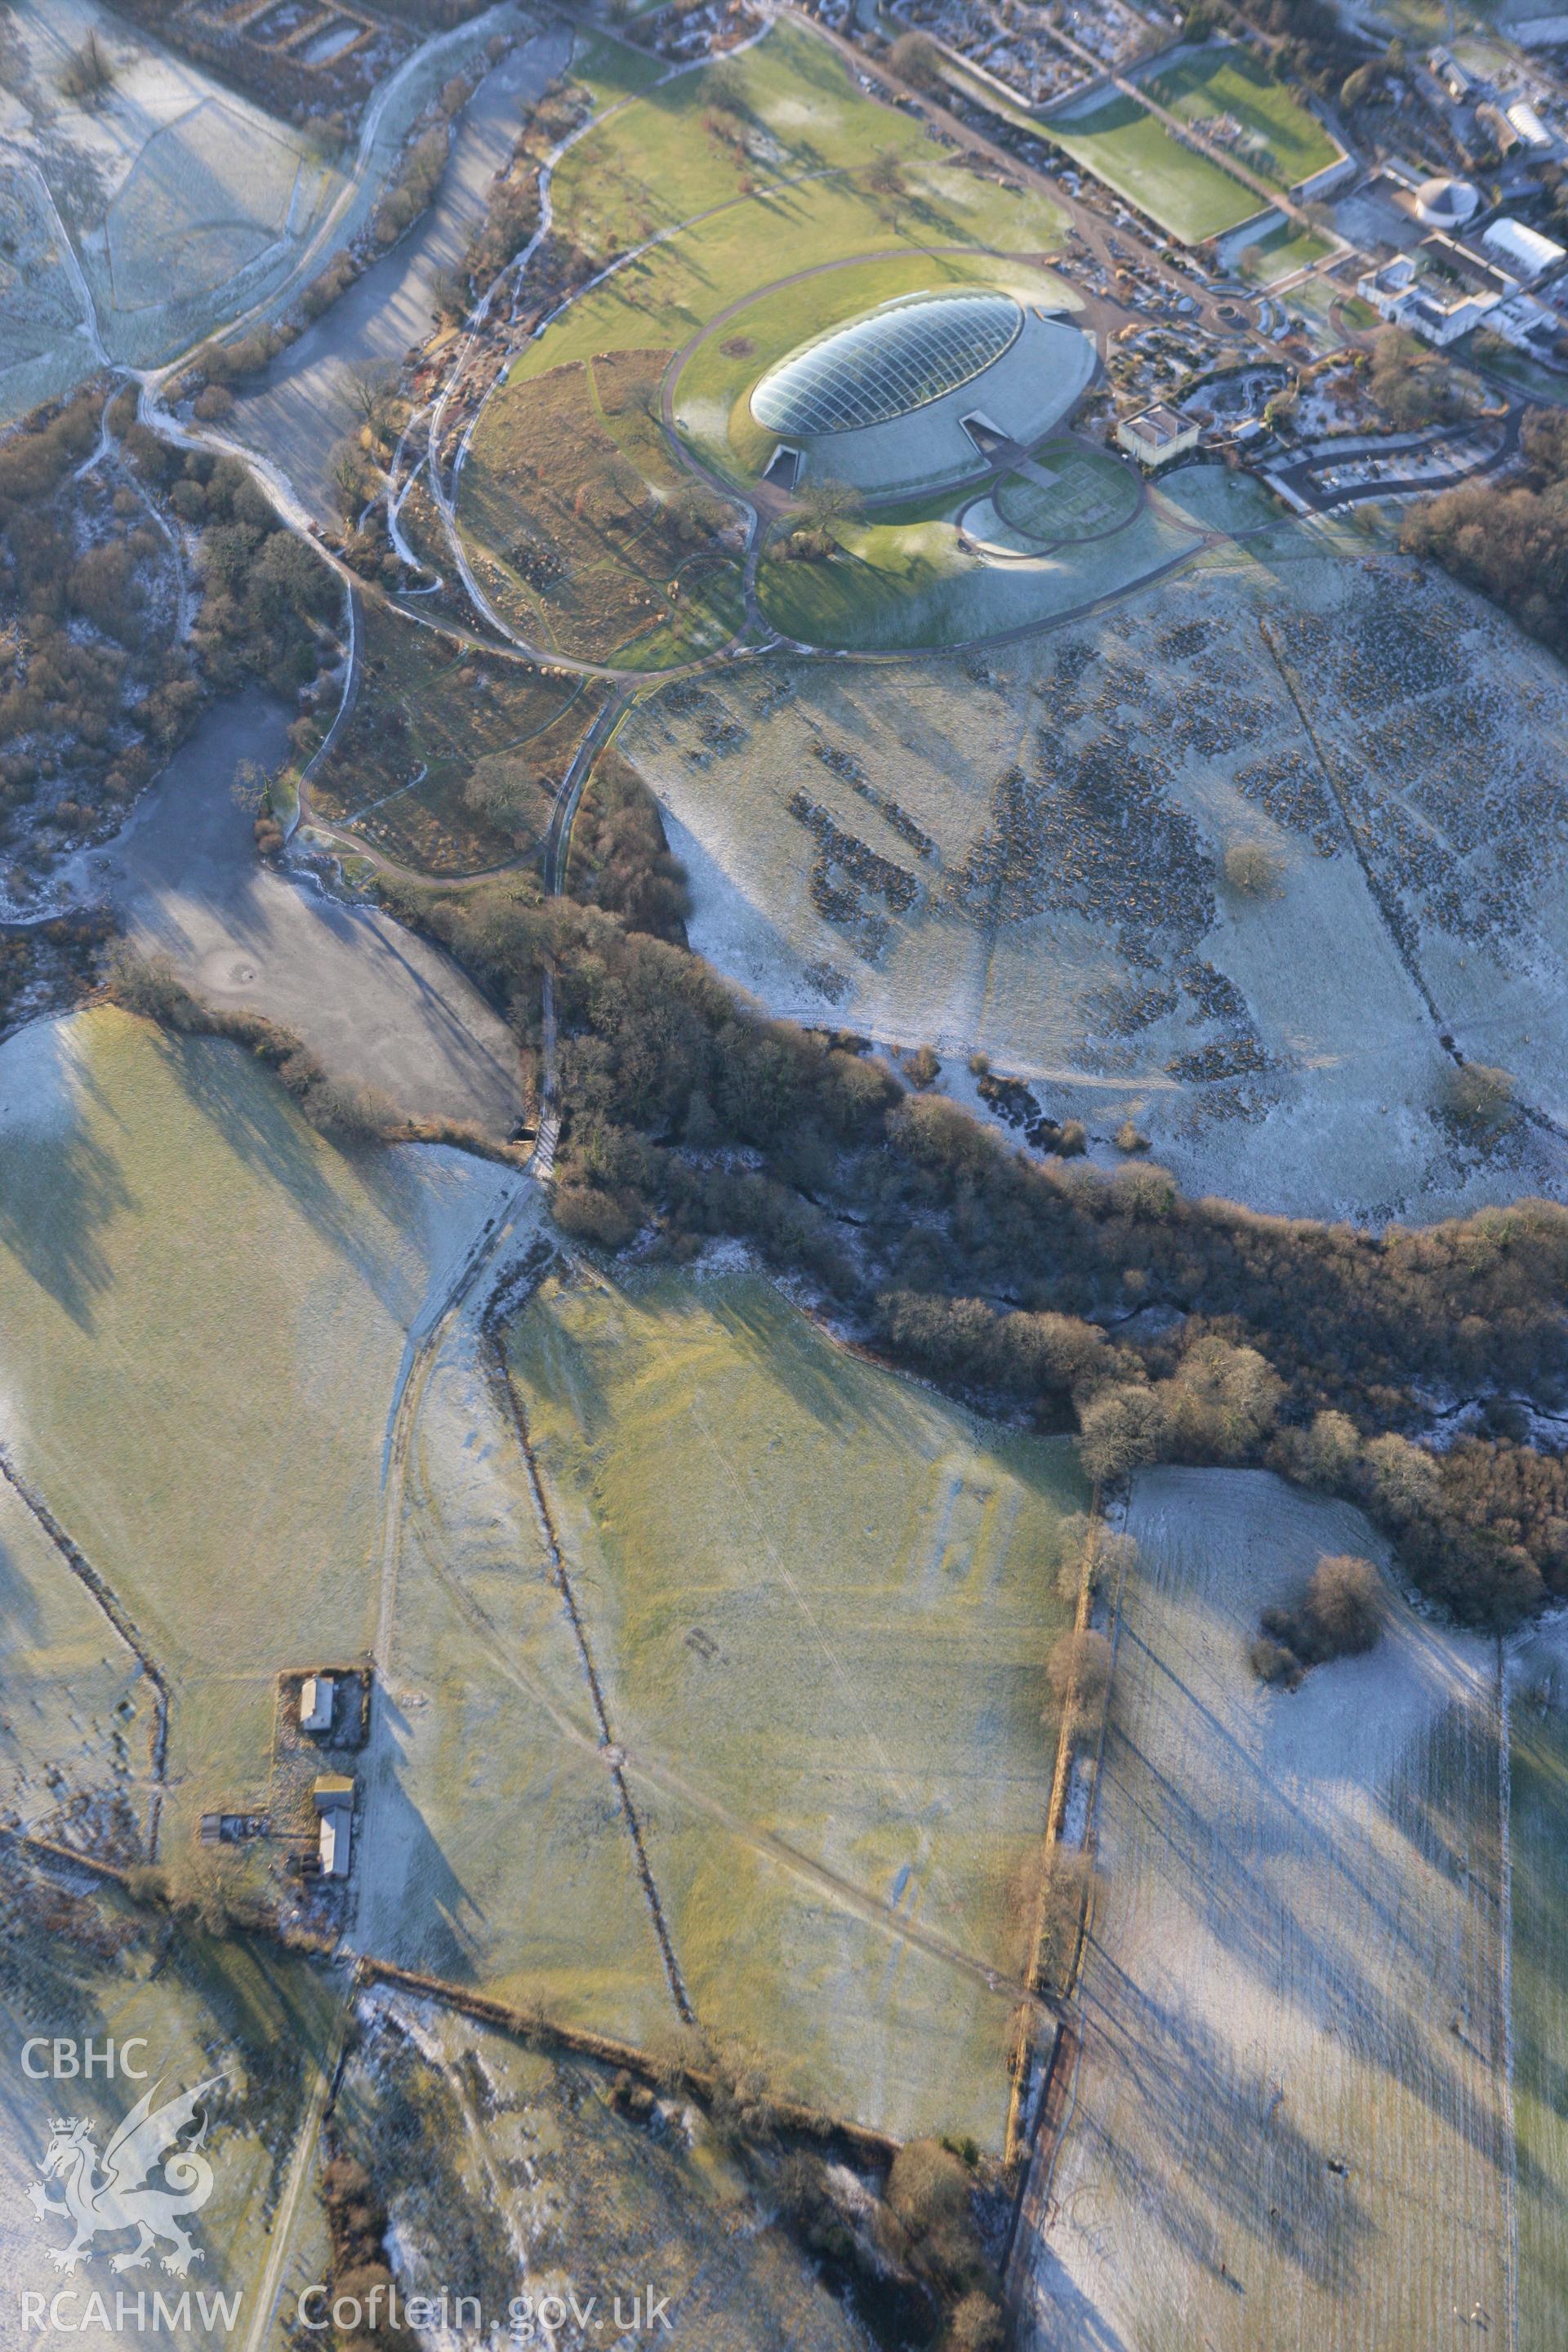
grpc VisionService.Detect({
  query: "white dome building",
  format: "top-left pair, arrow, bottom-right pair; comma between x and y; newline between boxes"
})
748,286 -> 1096,494
1414,175 -> 1481,229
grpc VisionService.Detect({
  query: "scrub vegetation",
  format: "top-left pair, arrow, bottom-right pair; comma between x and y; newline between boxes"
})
389,738 -> 1568,1645
0,383 -> 196,907
457,357 -> 746,668
626,537 -> 1568,1215
307,600 -> 604,875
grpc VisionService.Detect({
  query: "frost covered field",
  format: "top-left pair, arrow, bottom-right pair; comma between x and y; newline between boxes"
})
0,1006 -> 513,1877
625,531 -> 1568,1220
0,0 -> 345,385
1508,1614 -> 1568,2342
1019,1468 -> 1513,2351
106,96 -> 323,313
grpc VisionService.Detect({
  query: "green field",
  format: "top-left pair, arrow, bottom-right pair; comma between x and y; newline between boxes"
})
551,17 -> 1060,266
1049,91 -> 1263,243
1143,42 -> 1341,190
565,25 -> 667,115
0,1475 -> 144,1842
512,163 -> 1064,396
498,1265 -> 1089,2143
1028,1467 -> 1515,2349
507,18 -> 1064,392
358,1260 -> 681,2043
0,1006 -> 511,1882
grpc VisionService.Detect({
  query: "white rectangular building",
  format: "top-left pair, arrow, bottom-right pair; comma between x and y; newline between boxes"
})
1116,403 -> 1200,468
1480,216 -> 1567,283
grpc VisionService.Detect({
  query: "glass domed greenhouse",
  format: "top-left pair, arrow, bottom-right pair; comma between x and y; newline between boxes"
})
751,289 -> 1025,437
734,282 -> 1097,494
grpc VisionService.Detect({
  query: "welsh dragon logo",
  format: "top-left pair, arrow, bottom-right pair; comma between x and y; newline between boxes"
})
27,2076 -> 224,2277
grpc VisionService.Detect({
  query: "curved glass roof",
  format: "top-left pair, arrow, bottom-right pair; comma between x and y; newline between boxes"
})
751,288 -> 1023,437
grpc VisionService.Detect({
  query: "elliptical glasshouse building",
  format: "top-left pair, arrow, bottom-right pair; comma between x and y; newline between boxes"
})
749,286 -> 1096,493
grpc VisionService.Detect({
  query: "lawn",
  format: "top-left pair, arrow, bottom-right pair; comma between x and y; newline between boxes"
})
515,163 -> 1065,397
1142,42 -> 1343,192
501,1265 -> 1089,2144
550,16 -> 1054,266
1237,220 -> 1334,285
457,357 -> 747,668
1024,1466 -> 1513,2349
310,600 -> 604,874
991,439 -> 1143,542
565,24 -> 667,115
0,1005 -> 514,1886
755,484 -> 1194,649
1048,91 -> 1263,243
1463,335 -> 1568,408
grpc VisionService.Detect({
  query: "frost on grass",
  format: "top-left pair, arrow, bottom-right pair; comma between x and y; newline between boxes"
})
0,1004 -> 514,1884
623,545 -> 1568,1221
499,1264 -> 1089,2145
1021,1467 -> 1512,2352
